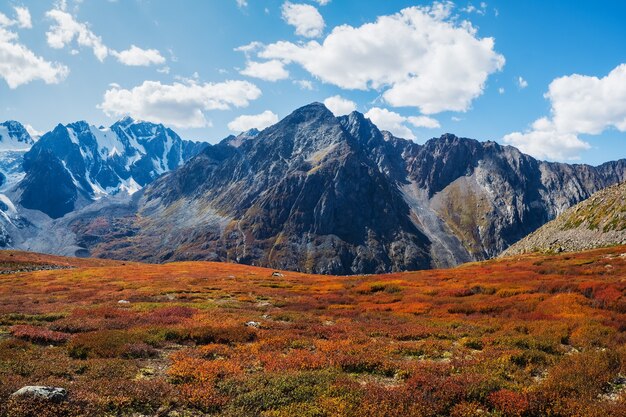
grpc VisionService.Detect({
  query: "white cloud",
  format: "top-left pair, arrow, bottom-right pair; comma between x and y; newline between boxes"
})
240,59 -> 289,81
0,13 -> 11,27
364,107 -> 440,139
157,66 -> 170,74
407,115 -> 441,129
112,45 -> 165,66
293,79 -> 314,90
498,87 -> 505,94
99,79 -> 262,128
323,95 -> 356,116
365,108 -> 414,139
503,118 -> 590,161
46,9 -> 109,61
236,0 -> 248,8
462,2 -> 487,15
0,27 -> 69,88
46,8 -> 165,67
517,76 -> 528,89
0,6 -> 32,29
504,64 -> 626,161
228,110 -> 279,132
255,4 -> 504,114
314,0 -> 331,5
14,7 -> 32,29
235,41 -> 263,56
548,64 -> 626,135
281,2 -> 325,38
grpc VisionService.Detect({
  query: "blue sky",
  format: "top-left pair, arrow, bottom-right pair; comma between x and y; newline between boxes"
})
1,0 -> 625,165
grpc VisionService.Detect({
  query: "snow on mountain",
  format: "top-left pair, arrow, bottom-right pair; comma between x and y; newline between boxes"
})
16,118 -> 208,218
0,121 -> 34,151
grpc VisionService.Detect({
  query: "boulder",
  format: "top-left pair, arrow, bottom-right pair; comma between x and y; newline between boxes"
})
11,386 -> 67,402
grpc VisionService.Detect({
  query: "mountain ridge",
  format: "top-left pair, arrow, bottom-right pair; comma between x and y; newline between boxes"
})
0,103 -> 623,274
12,118 -> 207,218
75,103 -> 625,274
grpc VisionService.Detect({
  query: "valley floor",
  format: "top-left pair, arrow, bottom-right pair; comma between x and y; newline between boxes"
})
0,248 -> 625,416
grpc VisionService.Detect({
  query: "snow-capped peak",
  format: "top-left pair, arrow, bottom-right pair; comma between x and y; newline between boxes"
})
0,121 -> 34,151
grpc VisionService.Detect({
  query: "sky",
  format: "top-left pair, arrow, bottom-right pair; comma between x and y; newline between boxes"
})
1,0 -> 625,165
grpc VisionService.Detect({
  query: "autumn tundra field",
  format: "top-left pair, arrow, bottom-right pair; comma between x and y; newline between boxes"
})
0,247 -> 625,417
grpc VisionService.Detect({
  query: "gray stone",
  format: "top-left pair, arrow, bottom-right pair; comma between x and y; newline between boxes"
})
11,386 -> 67,402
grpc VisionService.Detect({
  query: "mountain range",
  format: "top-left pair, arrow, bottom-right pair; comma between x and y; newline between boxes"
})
0,102 -> 624,274
0,118 -> 207,249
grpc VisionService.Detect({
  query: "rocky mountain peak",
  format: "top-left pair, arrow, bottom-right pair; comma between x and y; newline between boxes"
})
0,121 -> 34,150
15,118 -> 207,218
223,128 -> 260,148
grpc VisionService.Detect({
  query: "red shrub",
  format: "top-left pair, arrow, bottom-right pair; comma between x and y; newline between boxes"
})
10,325 -> 70,345
144,306 -> 196,325
488,389 -> 529,417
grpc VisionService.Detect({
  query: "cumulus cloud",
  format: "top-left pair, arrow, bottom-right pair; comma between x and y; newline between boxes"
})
46,7 -> 166,67
504,64 -> 626,160
281,2 -> 325,38
0,14 -> 11,27
407,115 -> 441,129
240,59 -> 289,81
548,65 -> 626,135
14,7 -> 32,29
250,3 -> 503,114
46,9 -> 109,61
462,2 -> 488,15
323,95 -> 356,116
228,110 -> 279,132
99,80 -> 262,128
0,6 -> 32,28
517,76 -> 528,89
365,107 -> 440,139
112,45 -> 166,66
0,27 -> 69,88
365,108 -> 416,139
293,79 -> 314,90
314,0 -> 331,5
503,118 -> 590,161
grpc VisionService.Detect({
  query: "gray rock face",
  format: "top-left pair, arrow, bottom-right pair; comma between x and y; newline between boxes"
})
503,182 -> 626,256
80,103 -> 625,274
11,386 -> 67,402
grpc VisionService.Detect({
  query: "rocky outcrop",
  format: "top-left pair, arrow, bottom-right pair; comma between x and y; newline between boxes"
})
502,182 -> 626,256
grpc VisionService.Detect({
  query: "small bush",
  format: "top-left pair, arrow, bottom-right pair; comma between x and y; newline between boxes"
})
67,329 -> 160,359
488,389 -> 529,417
165,325 -> 256,345
10,325 -> 70,345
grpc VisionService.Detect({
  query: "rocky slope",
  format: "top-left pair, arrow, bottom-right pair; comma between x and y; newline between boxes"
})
503,182 -> 626,255
76,103 -> 625,274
